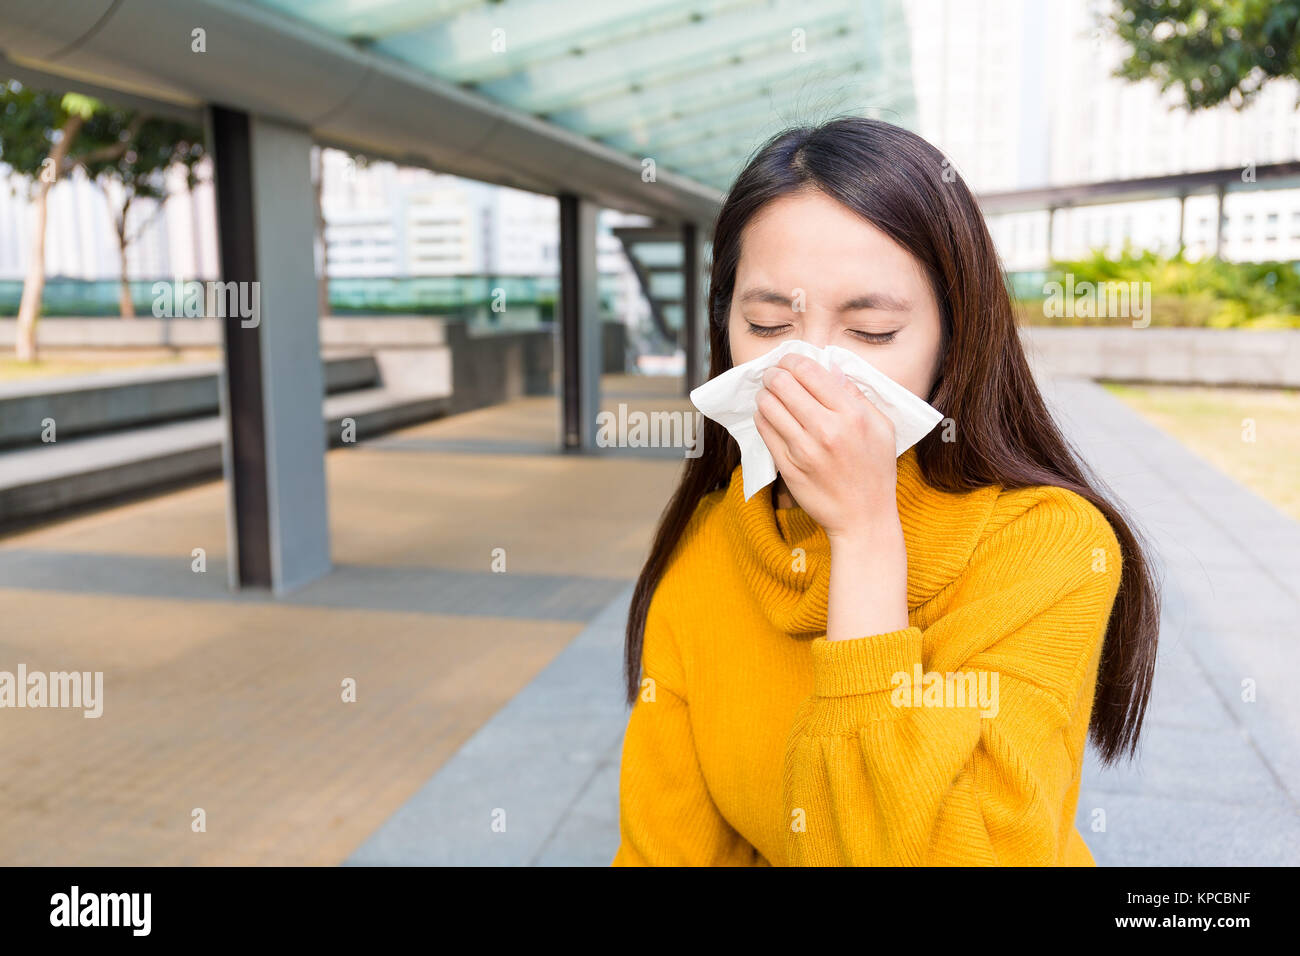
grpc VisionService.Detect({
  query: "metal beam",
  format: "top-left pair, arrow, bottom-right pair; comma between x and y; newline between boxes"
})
978,161 -> 1300,215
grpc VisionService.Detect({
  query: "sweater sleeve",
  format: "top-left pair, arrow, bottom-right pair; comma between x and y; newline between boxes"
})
783,490 -> 1124,866
611,583 -> 760,866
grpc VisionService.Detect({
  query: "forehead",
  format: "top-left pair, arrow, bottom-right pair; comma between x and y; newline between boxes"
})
735,190 -> 928,296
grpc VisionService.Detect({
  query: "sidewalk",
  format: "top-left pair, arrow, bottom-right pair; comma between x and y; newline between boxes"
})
2,371 -> 1294,865
348,375 -> 1300,866
1043,376 -> 1300,865
0,374 -> 688,865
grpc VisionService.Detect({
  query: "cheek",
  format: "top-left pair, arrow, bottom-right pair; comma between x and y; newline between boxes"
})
727,320 -> 776,366
865,344 -> 941,397
726,319 -> 749,364
729,341 -> 760,366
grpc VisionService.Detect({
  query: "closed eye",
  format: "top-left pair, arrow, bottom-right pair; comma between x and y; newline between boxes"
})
849,329 -> 898,344
745,321 -> 790,337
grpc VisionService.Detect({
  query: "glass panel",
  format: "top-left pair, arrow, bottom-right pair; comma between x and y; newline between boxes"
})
240,0 -> 917,192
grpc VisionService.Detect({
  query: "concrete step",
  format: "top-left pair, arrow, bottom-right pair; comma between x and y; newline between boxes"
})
0,386 -> 449,527
0,354 -> 381,449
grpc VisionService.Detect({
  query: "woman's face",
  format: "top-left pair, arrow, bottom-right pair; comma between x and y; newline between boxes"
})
726,188 -> 945,400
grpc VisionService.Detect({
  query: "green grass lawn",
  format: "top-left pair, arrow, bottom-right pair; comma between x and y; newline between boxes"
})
1104,383 -> 1300,521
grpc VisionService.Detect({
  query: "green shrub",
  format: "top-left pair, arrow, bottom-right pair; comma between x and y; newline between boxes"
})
1011,245 -> 1300,328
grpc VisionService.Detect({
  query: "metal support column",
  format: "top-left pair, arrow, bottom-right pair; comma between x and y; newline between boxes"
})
558,193 -> 601,450
1176,192 -> 1187,255
208,105 -> 331,593
682,221 -> 709,394
1214,182 -> 1228,259
1044,206 -> 1056,268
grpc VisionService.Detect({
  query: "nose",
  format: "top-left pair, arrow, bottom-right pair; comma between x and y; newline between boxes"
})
800,320 -> 832,351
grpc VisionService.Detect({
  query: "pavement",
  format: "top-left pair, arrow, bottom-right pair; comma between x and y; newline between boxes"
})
0,374 -> 684,865
2,370 -> 1295,865
1043,375 -> 1300,866
348,374 -> 1300,867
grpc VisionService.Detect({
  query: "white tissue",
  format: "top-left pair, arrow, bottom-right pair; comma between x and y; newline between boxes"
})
689,339 -> 945,501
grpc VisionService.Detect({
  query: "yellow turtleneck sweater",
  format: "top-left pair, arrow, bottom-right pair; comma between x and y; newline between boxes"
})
611,447 -> 1123,866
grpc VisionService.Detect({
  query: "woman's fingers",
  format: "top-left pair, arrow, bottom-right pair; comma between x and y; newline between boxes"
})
756,352 -> 898,471
753,395 -> 793,476
760,362 -> 825,432
776,354 -> 855,414
764,356 -> 864,456
755,382 -> 800,449
785,354 -> 898,447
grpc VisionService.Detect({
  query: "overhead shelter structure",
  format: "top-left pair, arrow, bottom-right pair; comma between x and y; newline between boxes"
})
0,0 -> 916,592
978,161 -> 1300,264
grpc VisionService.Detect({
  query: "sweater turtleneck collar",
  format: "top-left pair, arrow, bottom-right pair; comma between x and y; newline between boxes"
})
720,447 -> 1001,635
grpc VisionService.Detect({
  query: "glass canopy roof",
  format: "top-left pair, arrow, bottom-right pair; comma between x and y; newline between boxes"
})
239,0 -> 917,193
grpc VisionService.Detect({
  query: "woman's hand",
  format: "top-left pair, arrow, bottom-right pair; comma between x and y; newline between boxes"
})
753,352 -> 911,639
753,353 -> 900,540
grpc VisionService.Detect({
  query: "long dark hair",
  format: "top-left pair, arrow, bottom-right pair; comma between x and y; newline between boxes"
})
622,115 -> 1160,767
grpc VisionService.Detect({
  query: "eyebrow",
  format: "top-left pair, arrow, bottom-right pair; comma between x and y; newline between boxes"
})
737,286 -> 911,312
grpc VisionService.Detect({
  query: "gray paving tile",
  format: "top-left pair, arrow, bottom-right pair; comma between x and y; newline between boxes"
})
344,583 -> 634,865
1141,644 -> 1234,731
0,549 -> 628,621
531,758 -> 622,867
1082,723 -> 1291,809
1075,790 -> 1300,866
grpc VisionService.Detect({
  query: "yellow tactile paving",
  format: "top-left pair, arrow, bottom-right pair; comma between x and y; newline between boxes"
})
0,374 -> 692,864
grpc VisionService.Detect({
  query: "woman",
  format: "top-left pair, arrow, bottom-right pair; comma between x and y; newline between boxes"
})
611,116 -> 1160,867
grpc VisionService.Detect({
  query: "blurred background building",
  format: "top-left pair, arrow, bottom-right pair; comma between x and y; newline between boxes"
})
5,0 -> 1299,318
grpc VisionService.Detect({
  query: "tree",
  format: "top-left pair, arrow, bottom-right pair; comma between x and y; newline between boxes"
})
77,103 -> 205,319
1110,0 -> 1300,110
2,85 -> 103,359
0,81 -> 200,358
